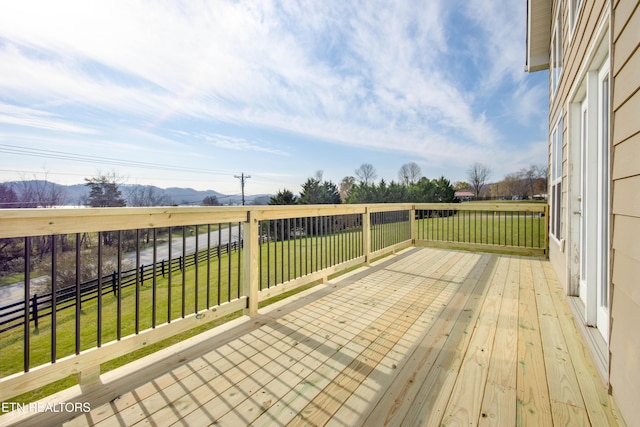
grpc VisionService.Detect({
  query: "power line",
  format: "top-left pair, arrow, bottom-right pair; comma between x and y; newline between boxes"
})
234,173 -> 251,206
0,144 -> 236,176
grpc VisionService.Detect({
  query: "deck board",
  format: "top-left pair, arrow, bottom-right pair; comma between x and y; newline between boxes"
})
1,247 -> 627,427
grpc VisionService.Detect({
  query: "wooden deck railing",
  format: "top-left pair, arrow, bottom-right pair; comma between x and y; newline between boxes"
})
0,202 -> 547,401
414,202 -> 548,256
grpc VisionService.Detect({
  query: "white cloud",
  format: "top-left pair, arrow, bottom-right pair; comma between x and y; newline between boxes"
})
196,132 -> 289,156
0,0 -> 546,188
0,103 -> 95,133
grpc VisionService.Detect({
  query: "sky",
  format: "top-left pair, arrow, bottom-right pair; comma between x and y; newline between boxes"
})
0,0 -> 548,198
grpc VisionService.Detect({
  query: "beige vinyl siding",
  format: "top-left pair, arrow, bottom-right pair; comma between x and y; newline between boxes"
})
612,132 -> 640,180
547,0 -> 608,291
610,1 -> 640,424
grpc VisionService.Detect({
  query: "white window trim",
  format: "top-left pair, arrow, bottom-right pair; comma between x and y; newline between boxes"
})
570,0 -> 583,36
550,115 -> 563,242
551,1 -> 564,96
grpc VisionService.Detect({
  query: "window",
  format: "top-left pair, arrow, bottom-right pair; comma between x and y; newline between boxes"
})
551,117 -> 563,240
598,66 -> 609,310
551,3 -> 563,94
570,0 -> 583,32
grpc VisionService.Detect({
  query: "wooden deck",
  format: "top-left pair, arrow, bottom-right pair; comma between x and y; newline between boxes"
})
2,247 -> 626,426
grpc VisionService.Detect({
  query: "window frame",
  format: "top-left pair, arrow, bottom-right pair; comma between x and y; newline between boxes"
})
551,116 -> 563,241
570,0 -> 583,34
551,1 -> 563,95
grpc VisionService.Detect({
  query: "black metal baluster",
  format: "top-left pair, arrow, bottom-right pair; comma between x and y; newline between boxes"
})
217,227 -> 221,305
152,228 -> 157,328
135,229 -> 140,334
74,233 -> 81,354
275,219 -> 279,285
227,223 -> 232,302
23,237 -> 31,372
168,227 -> 172,323
281,219 -> 285,284
267,220 -> 271,288
116,231 -> 122,339
237,222 -> 241,299
206,225 -> 211,308
287,218 -> 291,281
50,235 -> 58,360
195,225 -> 200,313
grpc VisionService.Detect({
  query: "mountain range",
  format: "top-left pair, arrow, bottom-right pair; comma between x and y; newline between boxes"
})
2,180 -> 272,206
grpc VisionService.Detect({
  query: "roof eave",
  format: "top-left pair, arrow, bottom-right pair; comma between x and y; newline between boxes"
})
526,0 -> 551,72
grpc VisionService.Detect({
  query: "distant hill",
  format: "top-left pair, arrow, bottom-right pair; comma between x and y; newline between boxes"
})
1,180 -> 271,206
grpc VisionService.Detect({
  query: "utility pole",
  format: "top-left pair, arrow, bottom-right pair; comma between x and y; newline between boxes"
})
234,173 -> 251,205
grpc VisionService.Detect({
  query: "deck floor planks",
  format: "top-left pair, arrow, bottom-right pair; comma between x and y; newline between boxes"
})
288,251 -> 469,426
252,249 -> 462,426
329,251 -> 481,426
7,247 -> 626,427
224,250 -> 449,426
531,258 -> 589,425
98,322 -> 309,426
516,257 -> 553,425
254,272 -> 430,425
540,261 -> 627,427
184,270 -> 412,426
395,253 -> 500,427
440,254 -> 510,426
478,256 -> 520,427
356,251 -> 488,427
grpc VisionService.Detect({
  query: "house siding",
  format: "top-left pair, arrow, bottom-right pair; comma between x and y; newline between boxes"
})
548,0 -> 607,292
610,0 -> 640,423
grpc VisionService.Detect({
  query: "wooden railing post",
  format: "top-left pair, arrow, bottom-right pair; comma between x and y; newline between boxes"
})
243,210 -> 259,316
363,207 -> 371,265
545,204 -> 550,256
410,205 -> 416,244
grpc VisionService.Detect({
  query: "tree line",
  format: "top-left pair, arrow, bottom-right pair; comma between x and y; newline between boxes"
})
454,163 -> 547,200
269,163 -> 457,206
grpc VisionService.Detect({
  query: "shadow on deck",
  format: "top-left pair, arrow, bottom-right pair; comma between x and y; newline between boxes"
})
0,247 -> 625,426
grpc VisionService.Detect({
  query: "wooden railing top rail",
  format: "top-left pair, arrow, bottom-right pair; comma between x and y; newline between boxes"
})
0,203 -> 546,239
414,202 -> 547,212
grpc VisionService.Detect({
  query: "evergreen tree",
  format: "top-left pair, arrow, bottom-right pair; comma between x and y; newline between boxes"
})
85,174 -> 126,207
298,178 -> 340,204
269,189 -> 298,205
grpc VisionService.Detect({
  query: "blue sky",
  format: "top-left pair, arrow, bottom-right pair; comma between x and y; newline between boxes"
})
0,0 -> 548,197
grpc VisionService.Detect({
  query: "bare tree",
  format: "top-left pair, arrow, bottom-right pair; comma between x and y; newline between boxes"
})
126,186 -> 172,206
467,163 -> 491,199
339,176 -> 356,202
398,162 -> 422,185
355,163 -> 377,185
16,171 -> 66,207
503,172 -> 528,198
202,195 -> 222,206
533,164 -> 548,196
